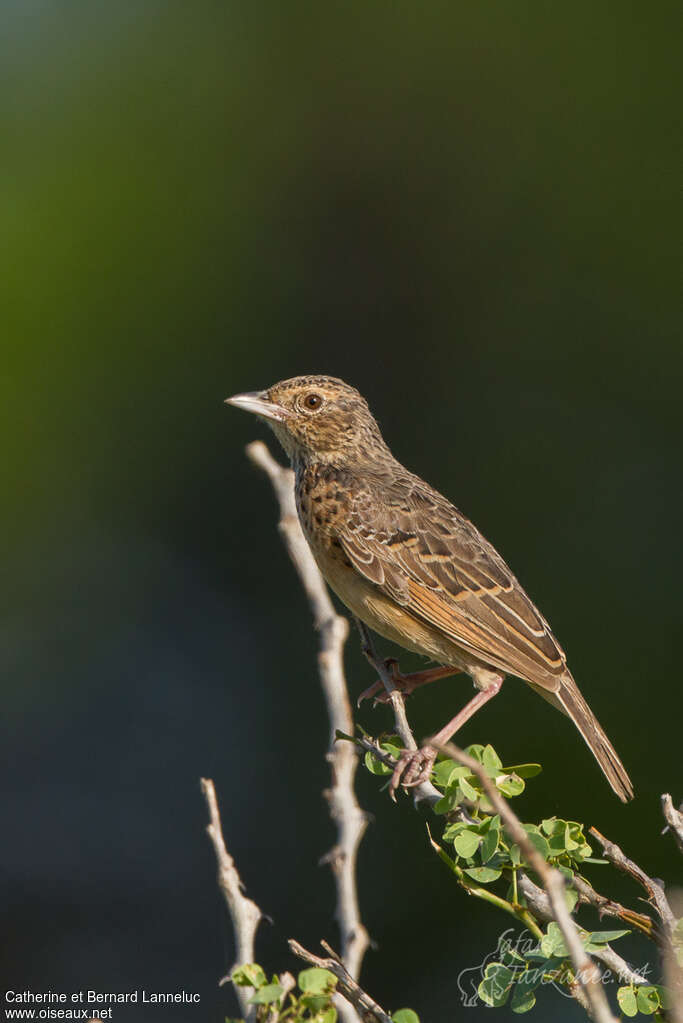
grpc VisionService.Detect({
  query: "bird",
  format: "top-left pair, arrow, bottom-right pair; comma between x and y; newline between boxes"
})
226,375 -> 633,802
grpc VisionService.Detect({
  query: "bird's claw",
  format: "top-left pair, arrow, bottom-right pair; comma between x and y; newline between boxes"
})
389,745 -> 437,800
357,658 -> 403,707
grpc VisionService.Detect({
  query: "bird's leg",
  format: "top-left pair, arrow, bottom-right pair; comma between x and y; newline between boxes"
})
352,616 -> 459,705
353,617 -> 391,703
389,674 -> 505,798
358,659 -> 459,706
353,616 -> 379,664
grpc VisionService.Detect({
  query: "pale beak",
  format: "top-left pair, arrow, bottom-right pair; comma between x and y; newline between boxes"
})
224,390 -> 292,422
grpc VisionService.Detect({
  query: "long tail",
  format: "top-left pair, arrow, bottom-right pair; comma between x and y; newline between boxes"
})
540,675 -> 633,802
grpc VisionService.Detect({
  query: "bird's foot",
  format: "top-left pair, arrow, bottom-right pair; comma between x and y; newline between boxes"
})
357,658 -> 402,706
357,658 -> 456,707
389,744 -> 437,800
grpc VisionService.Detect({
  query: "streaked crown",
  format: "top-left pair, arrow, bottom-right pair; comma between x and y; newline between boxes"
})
227,374 -> 391,466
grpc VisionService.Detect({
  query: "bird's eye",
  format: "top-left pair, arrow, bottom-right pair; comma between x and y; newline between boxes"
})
302,392 -> 323,411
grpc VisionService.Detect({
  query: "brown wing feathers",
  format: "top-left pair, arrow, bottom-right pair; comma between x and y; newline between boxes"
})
339,475 -> 633,802
340,480 -> 567,687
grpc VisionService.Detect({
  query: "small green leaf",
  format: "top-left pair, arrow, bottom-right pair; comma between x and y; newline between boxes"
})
564,822 -> 580,850
364,751 -> 390,776
298,967 -> 338,994
464,865 -> 502,883
248,983 -> 283,1005
522,825 -> 551,860
540,922 -> 568,959
652,985 -> 673,1010
364,742 -> 401,776
504,762 -> 542,778
636,986 -> 661,1015
617,986 -> 639,1017
460,775 -> 479,801
431,759 -> 457,787
391,1011 -> 420,1023
497,773 -> 525,797
434,789 -> 463,814
318,1008 -> 337,1023
432,760 -> 470,788
510,971 -> 537,1013
232,963 -> 267,988
478,963 -> 514,1007
585,929 -> 630,945
480,818 -> 500,863
454,830 -> 480,858
483,744 -> 503,772
300,994 -> 331,1010
301,993 -> 333,1013
564,887 -> 579,913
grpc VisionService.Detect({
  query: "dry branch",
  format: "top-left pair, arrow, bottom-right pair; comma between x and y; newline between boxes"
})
247,441 -> 370,1021
200,777 -> 263,1019
517,873 -> 650,986
589,825 -> 677,940
289,940 -> 394,1023
569,874 -> 654,937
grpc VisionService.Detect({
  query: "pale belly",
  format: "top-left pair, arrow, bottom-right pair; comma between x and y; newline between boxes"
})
311,537 -> 499,685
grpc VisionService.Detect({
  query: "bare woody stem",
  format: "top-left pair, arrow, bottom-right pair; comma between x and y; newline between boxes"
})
200,778 -> 263,1020
353,617 -> 442,807
517,873 -> 651,986
588,825 -> 677,941
434,740 -> 619,1023
289,940 -> 394,1023
246,440 -> 370,1020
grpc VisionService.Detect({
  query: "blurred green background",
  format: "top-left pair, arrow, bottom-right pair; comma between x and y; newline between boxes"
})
1,2 -> 681,1019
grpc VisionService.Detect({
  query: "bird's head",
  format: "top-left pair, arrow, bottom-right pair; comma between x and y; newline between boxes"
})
226,375 -> 390,466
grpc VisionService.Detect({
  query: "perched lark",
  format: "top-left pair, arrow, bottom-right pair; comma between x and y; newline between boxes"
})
227,375 -> 633,802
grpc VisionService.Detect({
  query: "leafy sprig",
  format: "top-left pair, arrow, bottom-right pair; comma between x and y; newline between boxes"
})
362,738 -> 677,1019
229,963 -> 419,1023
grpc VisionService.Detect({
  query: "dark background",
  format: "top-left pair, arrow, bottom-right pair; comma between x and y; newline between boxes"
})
2,2 -> 681,1020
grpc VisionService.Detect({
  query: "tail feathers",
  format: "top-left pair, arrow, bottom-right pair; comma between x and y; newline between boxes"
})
544,675 -> 634,802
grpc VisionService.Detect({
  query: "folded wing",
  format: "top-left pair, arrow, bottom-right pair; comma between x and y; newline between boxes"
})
337,472 -> 567,692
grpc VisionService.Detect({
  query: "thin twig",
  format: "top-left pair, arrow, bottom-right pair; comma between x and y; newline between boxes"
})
517,873 -> 651,986
570,874 -> 654,937
289,940 -> 394,1023
662,794 -> 683,855
435,741 -> 619,1023
247,440 -> 370,1021
589,826 -> 677,940
200,778 -> 263,1019
354,617 -> 442,807
522,867 -> 654,937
